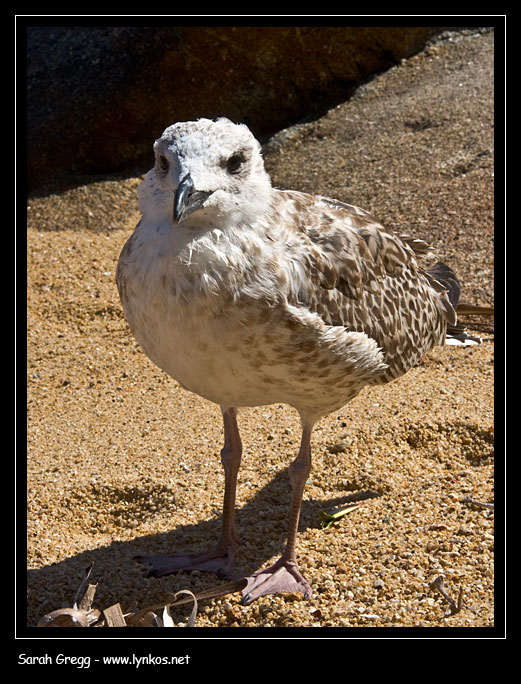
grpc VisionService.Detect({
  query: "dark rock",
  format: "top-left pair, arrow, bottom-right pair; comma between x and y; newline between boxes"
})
27,26 -> 446,191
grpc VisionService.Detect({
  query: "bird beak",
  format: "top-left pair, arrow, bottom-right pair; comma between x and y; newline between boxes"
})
173,174 -> 213,225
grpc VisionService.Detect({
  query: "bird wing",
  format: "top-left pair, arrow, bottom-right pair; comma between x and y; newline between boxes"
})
270,190 -> 457,381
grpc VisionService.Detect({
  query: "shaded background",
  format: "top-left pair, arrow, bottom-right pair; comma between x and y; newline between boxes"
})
26,25 -> 453,191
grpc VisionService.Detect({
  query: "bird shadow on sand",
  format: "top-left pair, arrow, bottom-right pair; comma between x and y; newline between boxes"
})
25,467 -> 380,627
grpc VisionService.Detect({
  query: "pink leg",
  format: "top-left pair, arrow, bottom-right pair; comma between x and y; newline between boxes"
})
241,420 -> 314,605
137,407 -> 242,578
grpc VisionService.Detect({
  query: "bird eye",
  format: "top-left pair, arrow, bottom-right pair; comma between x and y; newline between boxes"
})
159,155 -> 169,171
226,153 -> 245,174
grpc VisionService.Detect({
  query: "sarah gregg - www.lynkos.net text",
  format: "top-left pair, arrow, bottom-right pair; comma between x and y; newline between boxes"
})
18,653 -> 191,668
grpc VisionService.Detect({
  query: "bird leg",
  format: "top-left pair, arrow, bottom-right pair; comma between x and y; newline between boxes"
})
241,421 -> 313,605
137,407 -> 242,578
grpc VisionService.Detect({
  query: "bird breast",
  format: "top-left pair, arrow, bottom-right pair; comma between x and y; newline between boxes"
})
116,219 -> 385,413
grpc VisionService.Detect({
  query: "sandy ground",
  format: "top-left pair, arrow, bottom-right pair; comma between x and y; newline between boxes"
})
26,29 -> 495,629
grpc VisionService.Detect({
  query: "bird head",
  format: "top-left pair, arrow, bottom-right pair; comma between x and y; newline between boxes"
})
147,118 -> 272,229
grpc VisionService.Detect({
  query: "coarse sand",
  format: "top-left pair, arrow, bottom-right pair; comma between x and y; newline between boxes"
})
26,29 -> 495,628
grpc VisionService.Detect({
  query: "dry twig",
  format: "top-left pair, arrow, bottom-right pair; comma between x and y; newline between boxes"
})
461,494 -> 494,510
38,564 -> 101,627
73,562 -> 94,608
431,575 -> 464,616
37,565 -> 248,627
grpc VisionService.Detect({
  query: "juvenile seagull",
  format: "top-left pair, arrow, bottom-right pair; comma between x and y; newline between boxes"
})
117,117 -> 462,605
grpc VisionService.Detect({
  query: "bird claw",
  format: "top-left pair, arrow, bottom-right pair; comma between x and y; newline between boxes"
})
240,559 -> 312,605
135,545 -> 236,578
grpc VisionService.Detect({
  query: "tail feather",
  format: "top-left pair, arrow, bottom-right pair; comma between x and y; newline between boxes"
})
427,261 -> 461,309
426,262 -> 483,346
